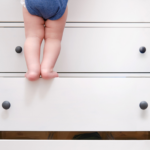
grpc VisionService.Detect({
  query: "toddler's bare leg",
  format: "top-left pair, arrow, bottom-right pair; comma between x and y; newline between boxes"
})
41,6 -> 68,79
23,7 -> 44,81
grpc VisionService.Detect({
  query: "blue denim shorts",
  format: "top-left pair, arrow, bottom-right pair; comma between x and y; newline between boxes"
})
25,0 -> 68,20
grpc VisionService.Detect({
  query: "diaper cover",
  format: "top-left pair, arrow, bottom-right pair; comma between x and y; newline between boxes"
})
24,0 -> 68,20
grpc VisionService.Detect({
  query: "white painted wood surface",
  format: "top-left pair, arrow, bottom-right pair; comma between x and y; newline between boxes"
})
0,141 -> 150,150
0,27 -> 150,72
1,0 -> 150,22
2,23 -> 150,28
0,28 -> 44,72
1,73 -> 150,78
0,78 -> 150,131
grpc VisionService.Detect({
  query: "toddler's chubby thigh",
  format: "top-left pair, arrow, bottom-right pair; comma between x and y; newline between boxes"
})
44,6 -> 68,41
23,6 -> 45,39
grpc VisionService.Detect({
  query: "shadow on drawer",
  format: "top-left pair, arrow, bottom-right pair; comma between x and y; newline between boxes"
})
0,132 -> 150,140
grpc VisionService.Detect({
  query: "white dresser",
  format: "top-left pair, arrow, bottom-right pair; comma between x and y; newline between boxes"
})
0,0 -> 150,149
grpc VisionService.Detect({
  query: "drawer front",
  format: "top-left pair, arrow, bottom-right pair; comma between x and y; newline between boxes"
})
0,78 -> 150,131
0,27 -> 150,72
0,0 -> 150,22
0,141 -> 150,150
0,28 -> 44,72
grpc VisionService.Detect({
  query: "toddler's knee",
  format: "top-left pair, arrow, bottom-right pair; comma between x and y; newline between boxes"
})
38,30 -> 45,40
44,37 -> 61,44
26,32 -> 44,42
44,27 -> 63,41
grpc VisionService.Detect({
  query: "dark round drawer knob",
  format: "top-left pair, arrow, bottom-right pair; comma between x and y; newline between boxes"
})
139,101 -> 148,110
139,46 -> 146,54
2,101 -> 11,110
15,46 -> 22,53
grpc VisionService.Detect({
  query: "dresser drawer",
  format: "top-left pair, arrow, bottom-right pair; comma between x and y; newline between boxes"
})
0,78 -> 150,131
0,28 -> 44,72
0,0 -> 150,22
0,141 -> 150,150
0,27 -> 150,73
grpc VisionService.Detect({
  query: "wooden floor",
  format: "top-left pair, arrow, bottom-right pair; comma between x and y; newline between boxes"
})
0,132 -> 150,140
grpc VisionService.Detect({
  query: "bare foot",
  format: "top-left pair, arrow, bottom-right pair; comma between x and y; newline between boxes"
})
25,71 -> 40,81
41,69 -> 59,80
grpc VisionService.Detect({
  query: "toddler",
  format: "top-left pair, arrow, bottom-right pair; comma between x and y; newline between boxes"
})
20,0 -> 68,81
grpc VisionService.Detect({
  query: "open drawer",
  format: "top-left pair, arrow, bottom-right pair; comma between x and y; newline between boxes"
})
0,78 -> 150,131
0,141 -> 150,150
